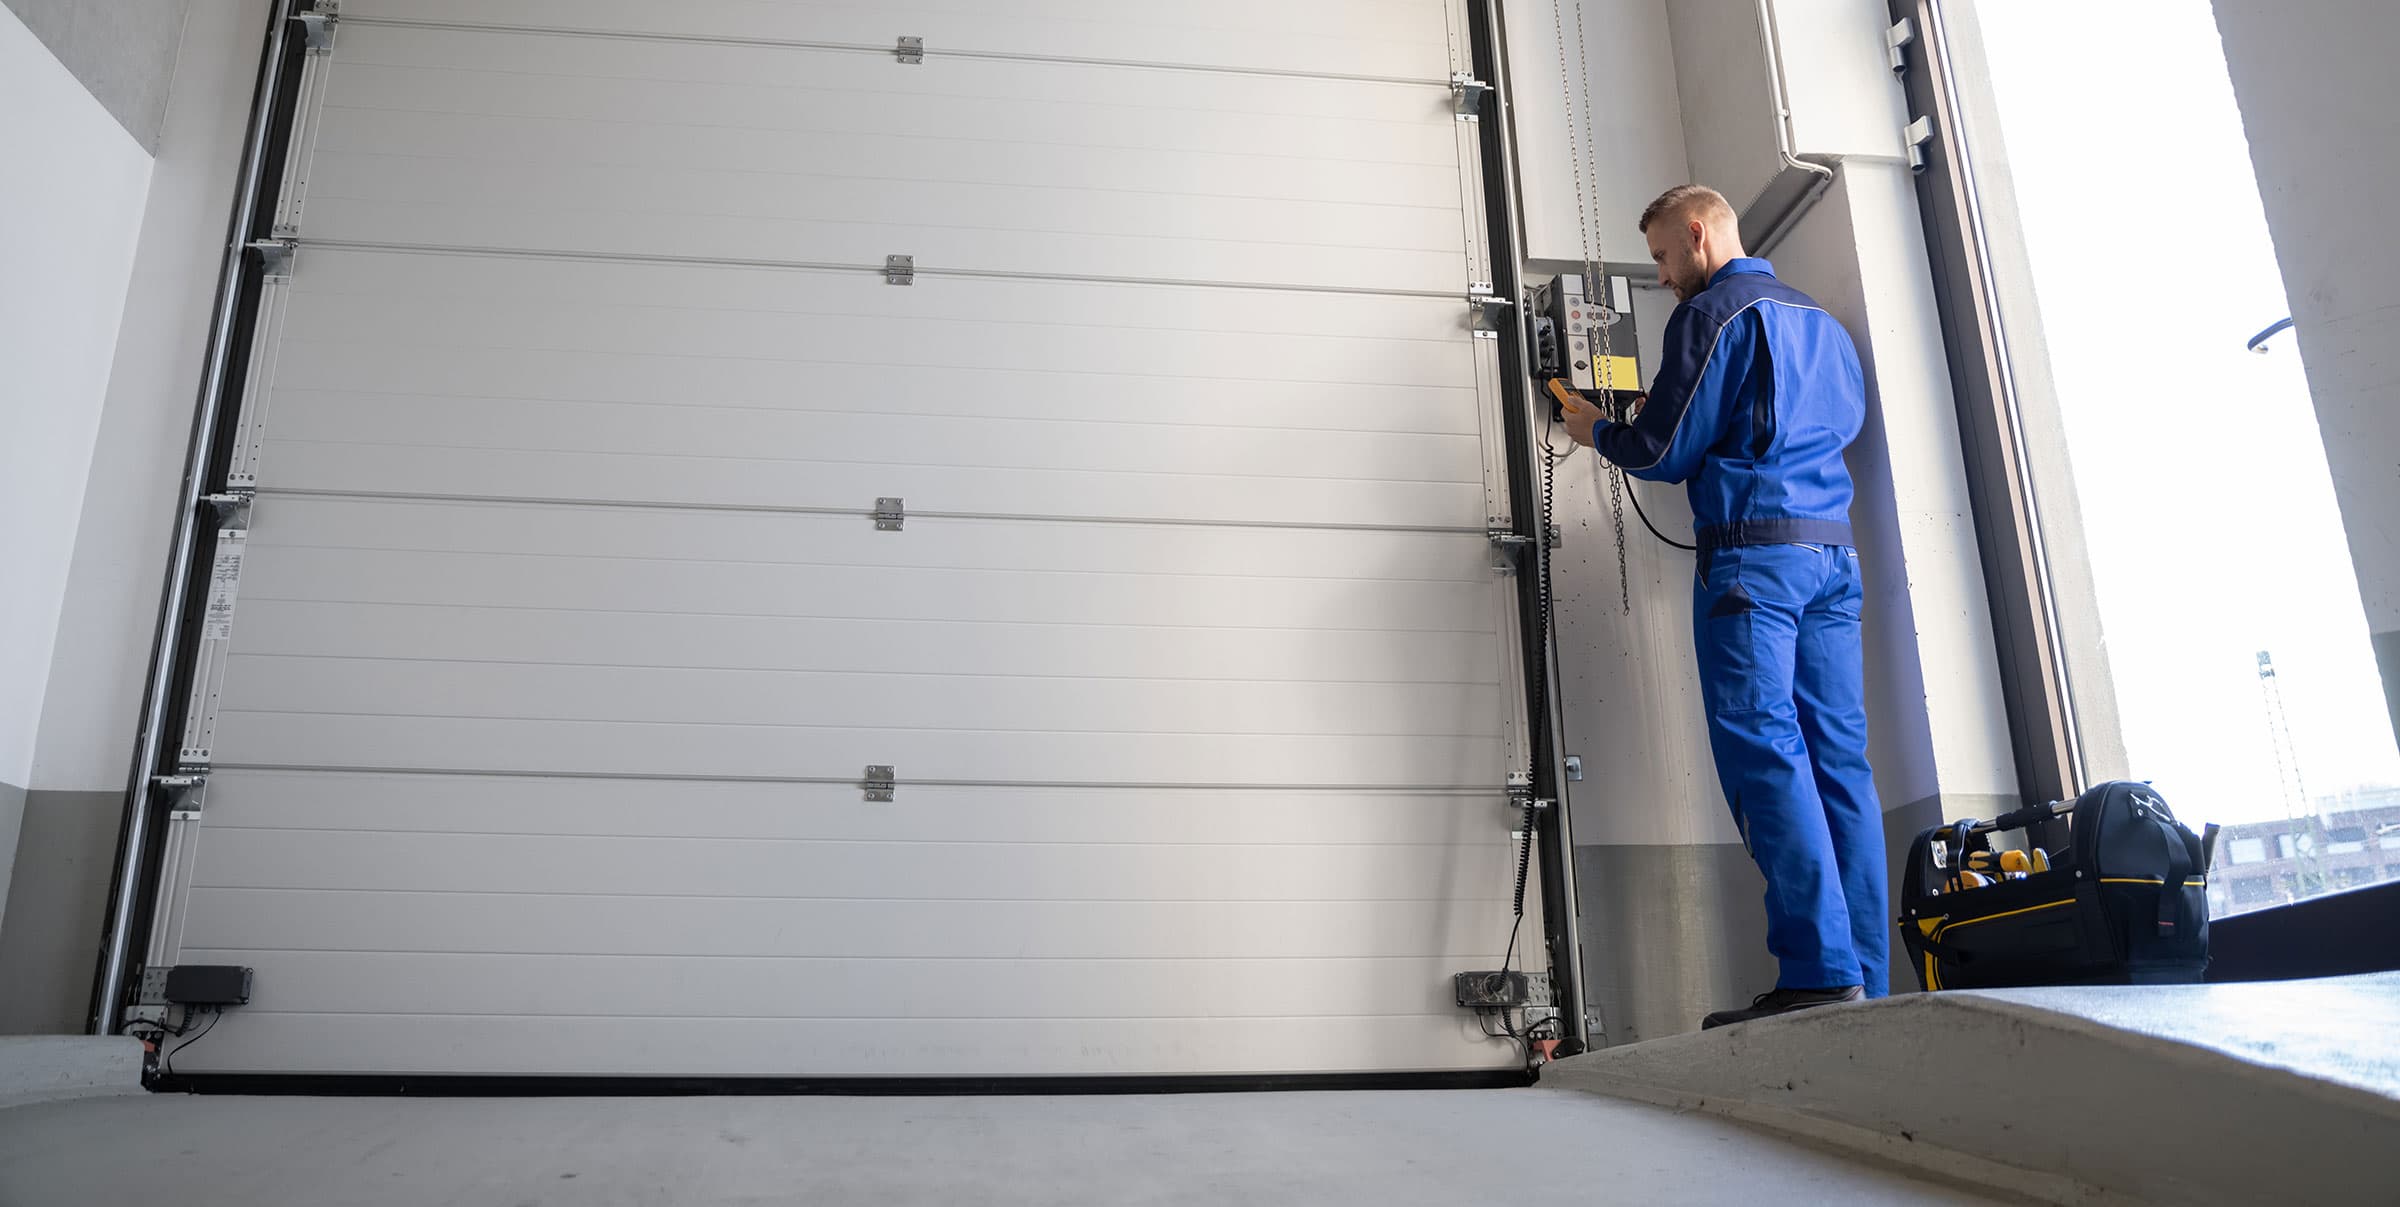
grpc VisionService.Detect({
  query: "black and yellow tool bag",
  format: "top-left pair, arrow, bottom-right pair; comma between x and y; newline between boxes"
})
1900,781 -> 2214,991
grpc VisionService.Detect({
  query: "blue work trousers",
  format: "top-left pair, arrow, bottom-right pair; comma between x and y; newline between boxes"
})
1693,542 -> 1887,995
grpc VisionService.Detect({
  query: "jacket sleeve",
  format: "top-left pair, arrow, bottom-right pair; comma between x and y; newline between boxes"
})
1594,302 -> 1755,484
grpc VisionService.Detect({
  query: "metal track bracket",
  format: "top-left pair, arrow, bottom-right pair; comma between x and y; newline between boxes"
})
1505,771 -> 1547,811
1469,286 -> 1508,337
200,488 -> 255,533
249,239 -> 296,279
297,3 -> 338,54
153,773 -> 209,820
1450,73 -> 1489,120
1487,523 -> 1530,574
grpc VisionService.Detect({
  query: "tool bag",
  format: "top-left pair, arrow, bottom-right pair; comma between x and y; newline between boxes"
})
1899,781 -> 2216,991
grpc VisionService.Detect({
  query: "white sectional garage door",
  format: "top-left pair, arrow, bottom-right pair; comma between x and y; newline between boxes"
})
154,0 -> 1537,1077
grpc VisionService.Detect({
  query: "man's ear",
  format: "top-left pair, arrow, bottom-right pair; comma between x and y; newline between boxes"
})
1687,217 -> 1707,249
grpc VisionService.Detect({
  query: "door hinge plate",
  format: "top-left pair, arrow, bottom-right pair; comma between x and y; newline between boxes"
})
896,36 -> 924,64
884,254 -> 915,285
863,765 -> 896,802
1904,115 -> 1935,174
873,497 -> 905,531
1886,18 -> 1916,73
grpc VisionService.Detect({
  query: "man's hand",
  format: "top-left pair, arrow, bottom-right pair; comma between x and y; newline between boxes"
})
1549,378 -> 1605,448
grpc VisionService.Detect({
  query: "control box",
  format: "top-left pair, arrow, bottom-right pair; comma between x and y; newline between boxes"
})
1530,273 -> 1641,400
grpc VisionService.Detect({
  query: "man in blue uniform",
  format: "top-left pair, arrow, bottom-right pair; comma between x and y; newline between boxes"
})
1559,184 -> 1886,1028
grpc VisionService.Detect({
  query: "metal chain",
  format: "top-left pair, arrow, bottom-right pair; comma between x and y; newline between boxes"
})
1550,0 -> 1631,613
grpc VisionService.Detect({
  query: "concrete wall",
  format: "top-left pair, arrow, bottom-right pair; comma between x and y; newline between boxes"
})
0,4 -> 154,950
1,0 -> 268,1035
2211,0 -> 2400,749
0,0 -> 193,150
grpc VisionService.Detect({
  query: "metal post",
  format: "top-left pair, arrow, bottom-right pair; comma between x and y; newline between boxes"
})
1886,0 -> 2089,813
1468,0 -> 1592,1053
91,0 -> 300,1036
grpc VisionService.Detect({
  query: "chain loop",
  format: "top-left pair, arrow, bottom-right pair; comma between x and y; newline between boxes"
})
1549,0 -> 1632,613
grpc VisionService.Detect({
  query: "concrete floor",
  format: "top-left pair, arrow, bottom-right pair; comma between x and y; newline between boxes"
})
1972,972 -> 2400,1100
0,1088 -> 2003,1206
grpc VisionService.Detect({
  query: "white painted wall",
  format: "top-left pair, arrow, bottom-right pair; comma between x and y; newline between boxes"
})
0,6 -> 153,789
31,0 -> 268,795
1770,0 -> 1908,163
1772,162 -> 2018,814
1504,0 -> 1690,267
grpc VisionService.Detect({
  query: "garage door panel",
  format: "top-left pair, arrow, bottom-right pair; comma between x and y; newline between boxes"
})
343,0 -> 1454,79
178,949 -> 1489,1020
174,1013 -> 1499,1078
327,107 -> 1459,210
291,246 -> 1480,347
201,772 -> 1497,847
266,397 -> 1482,493
304,147 -> 1460,257
258,439 -> 1486,529
269,343 -> 1479,440
219,656 -> 1506,740
320,54 -> 1460,173
181,889 -> 1505,961
304,199 -> 1461,295
237,548 -> 1503,636
209,713 -> 1505,786
190,829 -> 1516,902
338,24 -> 1449,128
250,499 -> 1493,585
231,602 -> 1500,686
304,27 -> 1462,288
275,284 -> 1479,391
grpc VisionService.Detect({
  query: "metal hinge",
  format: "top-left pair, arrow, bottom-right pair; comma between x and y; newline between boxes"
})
200,487 -> 255,532
1487,523 -> 1530,573
895,36 -> 924,64
297,8 -> 337,54
1904,115 -> 1935,174
863,765 -> 896,802
1468,287 -> 1509,337
249,239 -> 296,279
873,497 -> 905,531
1885,18 -> 1916,73
884,254 -> 914,285
153,772 -> 208,819
1505,771 -> 1548,812
1450,73 -> 1489,120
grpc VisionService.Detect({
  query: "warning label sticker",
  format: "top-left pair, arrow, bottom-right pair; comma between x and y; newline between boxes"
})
202,531 -> 246,641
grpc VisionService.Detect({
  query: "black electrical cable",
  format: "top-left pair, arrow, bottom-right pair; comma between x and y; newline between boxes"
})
162,1006 -> 220,1077
1501,799 -> 1537,975
1547,391 -> 1696,552
1623,476 -> 1698,551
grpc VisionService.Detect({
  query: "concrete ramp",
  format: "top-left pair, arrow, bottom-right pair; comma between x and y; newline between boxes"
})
1543,973 -> 2400,1207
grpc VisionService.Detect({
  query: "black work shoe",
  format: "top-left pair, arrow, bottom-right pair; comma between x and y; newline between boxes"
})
1700,985 -> 1864,1030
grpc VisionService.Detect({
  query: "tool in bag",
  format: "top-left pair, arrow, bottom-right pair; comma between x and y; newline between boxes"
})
1899,781 -> 2220,991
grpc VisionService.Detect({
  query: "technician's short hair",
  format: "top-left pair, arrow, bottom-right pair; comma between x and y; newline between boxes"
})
1637,184 -> 1736,234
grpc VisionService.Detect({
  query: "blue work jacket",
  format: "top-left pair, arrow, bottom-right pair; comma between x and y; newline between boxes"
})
1594,258 -> 1864,551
